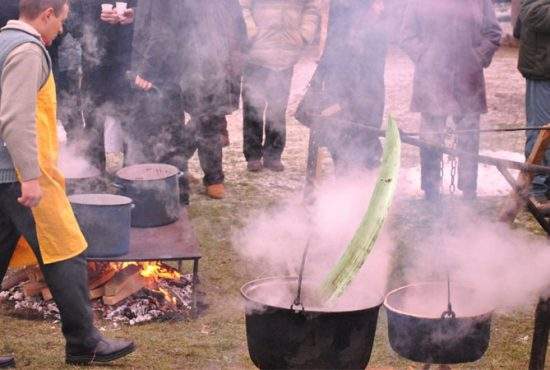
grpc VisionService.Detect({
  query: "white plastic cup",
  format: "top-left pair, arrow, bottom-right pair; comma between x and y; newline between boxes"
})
101,3 -> 113,12
115,2 -> 127,16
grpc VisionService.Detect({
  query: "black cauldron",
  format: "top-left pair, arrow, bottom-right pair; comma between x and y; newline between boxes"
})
69,193 -> 133,258
241,276 -> 382,370
384,282 -> 493,364
114,163 -> 180,228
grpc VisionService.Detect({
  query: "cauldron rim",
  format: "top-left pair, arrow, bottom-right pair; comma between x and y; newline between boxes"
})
241,276 -> 383,314
116,163 -> 179,181
69,193 -> 133,206
384,282 -> 494,320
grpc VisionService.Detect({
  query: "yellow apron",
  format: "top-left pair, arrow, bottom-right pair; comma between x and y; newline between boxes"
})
9,74 -> 87,267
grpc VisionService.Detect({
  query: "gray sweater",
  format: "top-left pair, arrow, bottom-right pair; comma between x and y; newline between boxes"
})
0,20 -> 50,183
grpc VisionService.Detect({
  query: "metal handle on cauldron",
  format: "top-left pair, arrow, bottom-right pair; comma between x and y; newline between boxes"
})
441,273 -> 456,320
290,237 -> 312,313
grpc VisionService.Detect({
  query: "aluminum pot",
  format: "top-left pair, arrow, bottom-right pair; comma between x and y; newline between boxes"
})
69,193 -> 133,258
241,276 -> 382,370
64,166 -> 104,195
384,282 -> 493,365
114,163 -> 180,228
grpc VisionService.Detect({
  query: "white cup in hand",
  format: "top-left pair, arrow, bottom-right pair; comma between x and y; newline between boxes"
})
101,3 -> 113,12
115,2 -> 127,16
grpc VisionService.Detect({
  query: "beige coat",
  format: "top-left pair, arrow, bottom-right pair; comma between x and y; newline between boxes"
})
240,0 -> 321,70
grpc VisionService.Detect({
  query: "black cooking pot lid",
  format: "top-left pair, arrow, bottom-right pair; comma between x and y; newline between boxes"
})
69,193 -> 133,206
116,163 -> 179,181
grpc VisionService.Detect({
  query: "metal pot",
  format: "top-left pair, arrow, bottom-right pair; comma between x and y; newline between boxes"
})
384,282 -> 493,365
241,276 -> 382,370
69,193 -> 133,258
64,166 -> 104,195
114,163 -> 180,228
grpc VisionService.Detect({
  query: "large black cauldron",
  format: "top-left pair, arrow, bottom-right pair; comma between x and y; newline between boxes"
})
384,282 -> 493,364
241,276 -> 382,370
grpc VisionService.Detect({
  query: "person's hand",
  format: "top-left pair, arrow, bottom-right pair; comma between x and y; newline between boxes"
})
100,9 -> 120,24
119,8 -> 134,25
135,75 -> 153,91
18,179 -> 43,208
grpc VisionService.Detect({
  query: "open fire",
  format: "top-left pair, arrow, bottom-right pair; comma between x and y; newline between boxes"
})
0,262 -> 194,325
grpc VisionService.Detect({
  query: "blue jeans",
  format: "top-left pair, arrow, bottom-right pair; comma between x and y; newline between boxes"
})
525,79 -> 550,197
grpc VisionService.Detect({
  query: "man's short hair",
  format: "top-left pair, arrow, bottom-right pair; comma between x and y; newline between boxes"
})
19,0 -> 68,20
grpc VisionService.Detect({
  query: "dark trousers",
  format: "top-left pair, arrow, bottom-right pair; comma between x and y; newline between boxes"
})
525,79 -> 550,197
420,113 -> 480,194
127,84 -> 190,200
0,183 -> 100,351
185,115 -> 225,186
242,64 -> 293,162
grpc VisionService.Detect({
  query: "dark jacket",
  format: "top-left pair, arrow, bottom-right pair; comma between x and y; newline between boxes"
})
0,0 -> 18,28
131,0 -> 186,84
180,0 -> 247,116
517,0 -> 550,80
297,0 -> 388,128
400,0 -> 501,115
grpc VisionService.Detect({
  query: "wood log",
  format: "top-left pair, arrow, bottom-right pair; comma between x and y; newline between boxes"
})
90,286 -> 105,300
104,265 -> 140,296
1,268 -> 30,290
22,281 -> 47,298
89,268 -> 116,290
26,266 -> 44,283
41,288 -> 53,301
103,274 -> 146,306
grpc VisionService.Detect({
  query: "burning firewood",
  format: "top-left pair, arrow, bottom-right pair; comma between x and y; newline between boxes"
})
41,288 -> 53,301
103,266 -> 147,306
22,281 -> 47,298
90,286 -> 106,300
1,268 -> 30,291
89,268 -> 116,290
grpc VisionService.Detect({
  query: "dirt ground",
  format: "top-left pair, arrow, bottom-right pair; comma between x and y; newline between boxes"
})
0,45 -> 545,369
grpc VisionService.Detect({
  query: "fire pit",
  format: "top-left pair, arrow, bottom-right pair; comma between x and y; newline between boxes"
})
242,276 -> 382,370
0,262 -> 194,325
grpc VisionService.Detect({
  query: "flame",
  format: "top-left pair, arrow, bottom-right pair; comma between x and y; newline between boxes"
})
106,261 -> 182,306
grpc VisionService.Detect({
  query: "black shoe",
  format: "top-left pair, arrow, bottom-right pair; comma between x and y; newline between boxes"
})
247,160 -> 263,172
423,190 -> 441,202
66,338 -> 135,365
0,356 -> 15,368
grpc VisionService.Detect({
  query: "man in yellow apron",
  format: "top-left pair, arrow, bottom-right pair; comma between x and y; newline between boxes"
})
0,1 -> 135,366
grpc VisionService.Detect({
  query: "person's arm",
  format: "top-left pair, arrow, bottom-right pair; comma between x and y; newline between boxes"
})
0,46 -> 44,182
300,0 -> 321,44
0,45 -> 47,207
399,0 -> 426,63
521,0 -> 550,33
475,0 -> 502,68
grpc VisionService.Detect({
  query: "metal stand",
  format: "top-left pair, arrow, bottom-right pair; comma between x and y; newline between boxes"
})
88,208 -> 202,316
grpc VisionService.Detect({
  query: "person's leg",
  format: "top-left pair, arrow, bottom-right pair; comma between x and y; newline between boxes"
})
197,115 -> 225,187
0,183 -> 100,350
525,79 -> 550,198
242,65 -> 266,167
263,67 -> 294,169
455,114 -> 480,198
420,113 -> 446,199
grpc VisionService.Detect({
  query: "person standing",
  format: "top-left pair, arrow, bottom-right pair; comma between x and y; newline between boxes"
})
130,0 -> 190,204
180,0 -> 247,199
240,0 -> 321,172
0,0 -> 134,366
515,0 -> 550,198
69,0 -> 135,174
400,0 -> 501,200
297,0 -> 388,173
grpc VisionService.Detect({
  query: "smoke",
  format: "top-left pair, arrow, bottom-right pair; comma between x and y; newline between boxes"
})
234,170 -> 395,310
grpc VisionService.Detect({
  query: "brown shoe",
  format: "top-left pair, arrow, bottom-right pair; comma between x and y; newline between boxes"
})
247,160 -> 263,172
264,159 -> 284,172
206,183 -> 225,199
